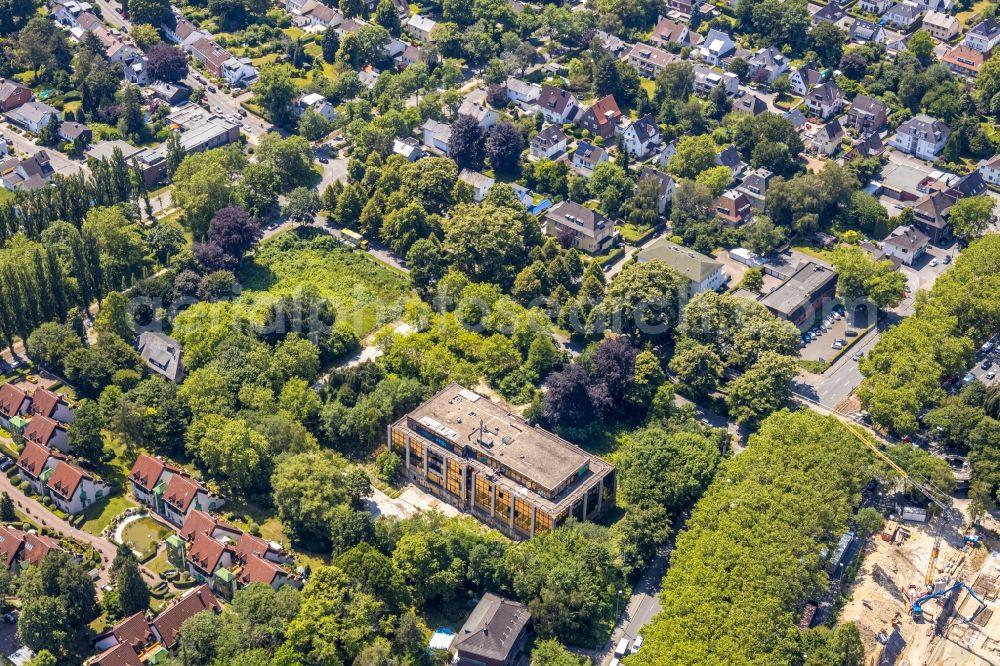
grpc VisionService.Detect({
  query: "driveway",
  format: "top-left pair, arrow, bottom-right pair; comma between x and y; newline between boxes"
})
362,486 -> 462,520
0,471 -> 154,588
1,122 -> 86,179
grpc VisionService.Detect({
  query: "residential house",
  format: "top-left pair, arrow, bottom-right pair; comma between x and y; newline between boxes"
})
30,388 -> 74,424
578,95 -> 621,141
421,119 -> 451,155
636,239 -> 727,297
149,81 -> 190,105
164,102 -> 240,154
911,190 -> 953,242
860,0 -> 893,14
59,121 -> 92,144
714,190 -> 753,225
667,0 -> 700,16
591,29 -> 630,57
129,454 -> 179,514
884,2 -> 923,30
186,531 -> 233,586
297,1 -> 341,28
222,57 -> 257,87
357,65 -> 380,90
572,141 -> 608,174
850,18 -> 886,43
883,225 -> 930,265
506,77 -> 541,107
624,43 -> 676,79
889,114 -> 950,159
452,594 -> 531,666
942,45 -> 984,78
734,93 -> 768,115
51,0 -> 94,28
806,82 -> 844,120
0,525 -> 59,574
1,152 -> 55,191
138,331 -> 185,382
693,65 -> 739,96
716,145 -> 747,177
6,101 -> 59,133
785,107 -> 808,130
651,17 -> 700,47
392,136 -> 424,161
151,585 -> 223,650
789,65 -> 822,96
91,612 -> 160,666
406,14 -> 436,41
23,415 -> 69,452
748,47 -> 789,85
459,169 -> 495,202
965,18 -> 1000,53
978,153 -> 1000,186
295,92 -> 336,122
638,167 -> 675,214
622,115 -> 661,159
457,99 -> 498,129
530,125 -> 568,159
847,94 -> 888,133
0,384 -> 30,432
812,118 -> 845,156
16,441 -> 59,495
843,131 -> 886,160
544,201 -> 614,254
760,262 -> 838,329
813,3 -> 847,23
922,10 -> 959,40
162,14 -> 210,48
655,139 -> 678,168
537,86 -> 579,124
97,28 -> 142,65
398,44 -> 436,68
943,169 -> 987,198
124,57 -> 150,85
699,29 -> 735,66
189,38 -> 232,78
737,167 -> 774,209
0,79 -> 32,113
47,459 -> 109,514
388,384 -> 616,539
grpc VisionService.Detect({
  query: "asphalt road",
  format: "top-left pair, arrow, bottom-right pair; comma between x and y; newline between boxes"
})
1,122 -> 86,179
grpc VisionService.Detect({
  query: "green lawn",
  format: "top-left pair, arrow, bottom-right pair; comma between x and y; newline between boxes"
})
120,516 -> 171,559
79,494 -> 137,536
235,228 -> 412,334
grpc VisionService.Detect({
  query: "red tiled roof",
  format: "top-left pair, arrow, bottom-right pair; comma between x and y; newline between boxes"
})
17,440 -> 54,477
47,460 -> 91,501
22,414 -> 62,447
129,454 -> 173,493
104,612 -> 155,652
179,509 -> 240,542
152,585 -> 221,648
237,553 -> 283,587
162,474 -> 206,513
29,388 -> 62,418
88,641 -> 144,666
20,532 -> 59,566
187,532 -> 227,574
0,526 -> 24,569
586,95 -> 621,127
234,532 -> 272,562
0,384 -> 28,418
0,525 -> 59,569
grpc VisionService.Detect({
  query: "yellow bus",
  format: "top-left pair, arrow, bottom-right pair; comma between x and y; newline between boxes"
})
341,229 -> 368,250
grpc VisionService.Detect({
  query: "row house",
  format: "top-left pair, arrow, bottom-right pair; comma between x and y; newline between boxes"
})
578,95 -> 621,141
23,414 -> 69,452
846,94 -> 888,133
0,525 -> 60,574
29,387 -> 74,424
965,18 -> 1000,53
128,454 -> 224,527
624,43 -> 676,79
0,384 -> 30,432
189,38 -> 231,78
17,441 -> 109,514
88,586 -> 222,665
166,510 -> 299,598
805,81 -> 844,120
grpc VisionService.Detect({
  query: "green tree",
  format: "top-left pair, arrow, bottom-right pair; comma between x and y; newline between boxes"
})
0,492 -> 14,522
271,451 -> 351,548
171,147 -> 246,240
599,260 -> 686,341
948,195 -> 995,241
907,29 -> 935,66
129,0 -> 170,26
831,245 -> 906,310
186,416 -> 273,493
726,352 -> 797,425
668,134 -> 718,179
298,108 -> 333,142
669,343 -> 723,397
68,399 -> 106,464
94,291 -> 133,342
532,639 -> 587,666
253,64 -> 298,127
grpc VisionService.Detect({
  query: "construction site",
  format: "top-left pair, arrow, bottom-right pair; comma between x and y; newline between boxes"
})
829,420 -> 1000,665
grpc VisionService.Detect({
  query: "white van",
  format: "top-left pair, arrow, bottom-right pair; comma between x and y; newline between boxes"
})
614,638 -> 630,657
610,660 -> 620,666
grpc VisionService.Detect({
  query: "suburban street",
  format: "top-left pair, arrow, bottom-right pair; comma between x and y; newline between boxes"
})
1,122 -> 86,178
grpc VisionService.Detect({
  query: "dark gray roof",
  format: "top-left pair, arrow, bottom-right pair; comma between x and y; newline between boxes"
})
628,115 -> 659,144
546,200 -> 610,238
573,141 -> 606,166
887,2 -> 922,20
717,145 -> 743,169
538,86 -> 575,115
531,125 -> 567,149
850,18 -> 882,40
638,166 -> 674,198
851,94 -> 887,117
897,114 -> 950,142
138,331 -> 184,381
453,594 -> 530,663
814,3 -> 845,21
969,17 -> 1000,38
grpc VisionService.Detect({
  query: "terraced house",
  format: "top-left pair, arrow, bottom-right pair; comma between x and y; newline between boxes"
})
389,384 -> 616,540
129,454 -> 223,526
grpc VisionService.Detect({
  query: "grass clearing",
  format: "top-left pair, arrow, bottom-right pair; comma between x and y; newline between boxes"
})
79,494 -> 137,536
235,228 -> 411,334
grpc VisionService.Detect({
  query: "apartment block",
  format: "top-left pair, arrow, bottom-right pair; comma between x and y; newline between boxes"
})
388,384 -> 616,540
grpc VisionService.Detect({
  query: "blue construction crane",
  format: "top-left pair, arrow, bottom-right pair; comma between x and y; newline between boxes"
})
911,582 -> 986,621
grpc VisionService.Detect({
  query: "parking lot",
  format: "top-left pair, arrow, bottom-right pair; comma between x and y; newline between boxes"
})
799,306 -> 868,364
967,339 -> 1000,387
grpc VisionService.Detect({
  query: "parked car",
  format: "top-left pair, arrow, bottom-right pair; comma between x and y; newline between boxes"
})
832,341 -> 844,350
852,351 -> 864,362
929,259 -> 939,267
845,329 -> 857,337
835,338 -> 846,345
987,371 -> 997,381
943,255 -> 951,264
208,85 -> 216,93
214,105 -> 223,113
983,359 -> 994,370
3,611 -> 17,624
631,636 -> 644,653
0,456 -> 14,471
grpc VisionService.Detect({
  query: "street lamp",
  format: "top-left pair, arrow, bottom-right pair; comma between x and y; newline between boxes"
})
615,589 -> 623,619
